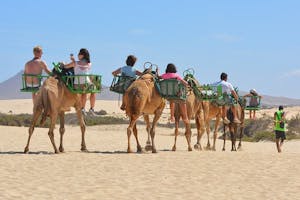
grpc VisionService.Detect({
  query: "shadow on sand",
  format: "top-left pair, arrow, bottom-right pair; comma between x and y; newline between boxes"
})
0,151 -> 55,155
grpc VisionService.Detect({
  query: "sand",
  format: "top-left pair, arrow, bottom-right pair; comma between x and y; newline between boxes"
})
0,99 -> 300,200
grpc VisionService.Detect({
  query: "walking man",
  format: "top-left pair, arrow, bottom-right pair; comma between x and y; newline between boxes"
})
274,105 -> 286,153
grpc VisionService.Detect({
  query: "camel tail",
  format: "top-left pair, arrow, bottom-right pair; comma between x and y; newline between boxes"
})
40,90 -> 50,126
128,87 -> 142,115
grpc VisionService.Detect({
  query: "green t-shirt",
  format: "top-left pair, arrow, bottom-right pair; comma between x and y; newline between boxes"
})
274,110 -> 286,131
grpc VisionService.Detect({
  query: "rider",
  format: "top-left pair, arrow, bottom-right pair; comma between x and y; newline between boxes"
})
24,46 -> 51,103
63,48 -> 96,116
244,89 -> 262,119
112,55 -> 142,110
212,72 -> 241,124
158,63 -> 189,123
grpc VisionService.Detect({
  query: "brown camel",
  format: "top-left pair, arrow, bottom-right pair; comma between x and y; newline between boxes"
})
172,90 -> 199,151
123,73 -> 165,153
222,103 -> 245,151
193,101 -> 223,151
24,76 -> 87,154
172,90 -> 223,151
179,74 -> 223,151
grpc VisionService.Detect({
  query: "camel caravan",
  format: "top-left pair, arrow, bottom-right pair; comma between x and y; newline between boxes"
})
21,58 -> 260,154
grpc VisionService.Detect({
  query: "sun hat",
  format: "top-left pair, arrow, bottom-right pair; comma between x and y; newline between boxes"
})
250,89 -> 258,95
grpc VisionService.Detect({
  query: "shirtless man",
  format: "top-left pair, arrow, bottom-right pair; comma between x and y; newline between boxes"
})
24,46 -> 51,103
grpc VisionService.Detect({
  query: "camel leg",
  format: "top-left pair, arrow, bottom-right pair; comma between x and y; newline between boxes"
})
143,115 -> 152,151
133,124 -> 142,153
194,114 -> 204,151
205,120 -> 211,150
212,115 -> 221,151
150,109 -> 163,153
127,115 -> 138,153
222,125 -> 226,151
230,131 -> 234,151
172,117 -> 179,151
230,125 -> 237,151
233,126 -> 237,151
59,112 -> 65,153
76,108 -> 87,152
238,125 -> 244,150
24,108 -> 42,153
48,114 -> 59,153
185,121 -> 193,151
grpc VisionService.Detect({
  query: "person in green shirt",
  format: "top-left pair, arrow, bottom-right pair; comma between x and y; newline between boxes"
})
273,105 -> 286,153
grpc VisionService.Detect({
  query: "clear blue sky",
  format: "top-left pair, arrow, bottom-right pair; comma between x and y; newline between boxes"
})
0,0 -> 299,98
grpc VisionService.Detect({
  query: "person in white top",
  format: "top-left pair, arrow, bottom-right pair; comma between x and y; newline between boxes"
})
64,48 -> 96,116
213,72 -> 241,124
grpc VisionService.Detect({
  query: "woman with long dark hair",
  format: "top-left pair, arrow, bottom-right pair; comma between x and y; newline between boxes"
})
64,48 -> 96,116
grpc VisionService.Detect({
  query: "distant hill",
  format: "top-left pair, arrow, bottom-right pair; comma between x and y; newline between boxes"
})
1,71 -> 300,107
0,70 -> 119,100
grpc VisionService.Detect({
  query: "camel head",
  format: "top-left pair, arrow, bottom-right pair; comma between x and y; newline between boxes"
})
184,73 -> 201,88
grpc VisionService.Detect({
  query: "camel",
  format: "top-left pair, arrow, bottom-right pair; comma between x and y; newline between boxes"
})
194,101 -> 223,151
172,90 -> 199,151
177,74 -> 222,151
24,68 -> 87,154
172,89 -> 223,151
222,103 -> 245,151
123,72 -> 166,153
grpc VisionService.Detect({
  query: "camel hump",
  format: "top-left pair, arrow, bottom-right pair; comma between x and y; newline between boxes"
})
40,87 -> 50,125
126,87 -> 144,115
141,73 -> 153,80
39,77 -> 59,125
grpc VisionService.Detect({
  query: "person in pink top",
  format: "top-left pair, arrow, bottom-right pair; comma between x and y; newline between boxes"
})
159,63 -> 189,123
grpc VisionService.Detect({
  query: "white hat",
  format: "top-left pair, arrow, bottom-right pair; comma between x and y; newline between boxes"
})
250,89 -> 257,95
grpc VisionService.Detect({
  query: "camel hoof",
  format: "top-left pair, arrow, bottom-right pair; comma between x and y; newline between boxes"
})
145,145 -> 152,151
222,148 -> 225,151
127,149 -> 133,153
172,146 -> 176,151
59,147 -> 65,153
24,147 -> 29,154
152,149 -> 157,153
81,148 -> 89,153
137,147 -> 145,153
194,144 -> 202,151
204,146 -> 211,151
212,147 -> 216,151
188,147 -> 193,151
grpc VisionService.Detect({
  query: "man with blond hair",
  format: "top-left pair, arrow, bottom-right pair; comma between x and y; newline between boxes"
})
24,46 -> 51,103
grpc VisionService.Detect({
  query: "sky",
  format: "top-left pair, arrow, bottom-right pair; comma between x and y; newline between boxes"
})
0,0 -> 299,98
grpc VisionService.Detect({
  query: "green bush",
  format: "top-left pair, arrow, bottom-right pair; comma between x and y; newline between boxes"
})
0,113 -> 128,127
287,114 -> 300,136
251,131 -> 275,142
